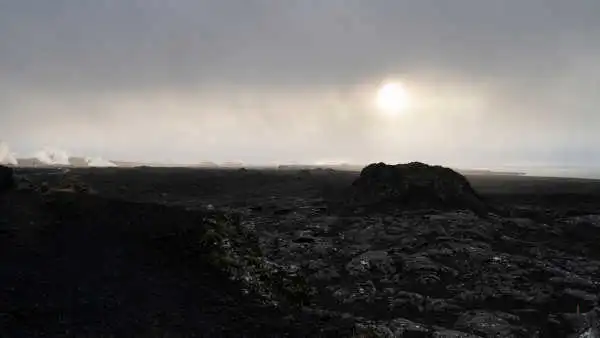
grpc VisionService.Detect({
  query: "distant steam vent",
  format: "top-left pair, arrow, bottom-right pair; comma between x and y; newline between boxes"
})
34,147 -> 71,166
0,142 -> 18,166
83,157 -> 117,167
0,143 -> 120,168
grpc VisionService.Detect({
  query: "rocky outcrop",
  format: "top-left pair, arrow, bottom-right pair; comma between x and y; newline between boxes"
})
4,166 -> 600,336
0,191 -> 331,336
0,165 -> 14,192
350,162 -> 488,213
254,206 -> 600,336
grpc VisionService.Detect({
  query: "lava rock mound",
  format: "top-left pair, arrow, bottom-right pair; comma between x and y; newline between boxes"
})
0,190 -> 342,336
350,162 -> 488,213
0,165 -> 14,192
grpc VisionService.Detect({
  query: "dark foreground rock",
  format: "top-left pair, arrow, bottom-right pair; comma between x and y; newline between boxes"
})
3,168 -> 600,337
0,189 -> 352,336
350,162 -> 488,214
0,165 -> 14,192
255,208 -> 600,337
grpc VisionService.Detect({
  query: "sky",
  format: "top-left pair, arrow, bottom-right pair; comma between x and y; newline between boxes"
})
1,0 -> 599,169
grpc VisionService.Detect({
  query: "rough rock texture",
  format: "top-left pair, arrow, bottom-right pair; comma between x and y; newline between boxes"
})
0,165 -> 14,192
0,190 -> 351,336
350,162 -> 488,213
4,167 -> 600,336
255,207 -> 600,337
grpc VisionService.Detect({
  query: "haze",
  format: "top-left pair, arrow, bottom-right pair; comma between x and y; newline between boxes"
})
1,1 -> 599,174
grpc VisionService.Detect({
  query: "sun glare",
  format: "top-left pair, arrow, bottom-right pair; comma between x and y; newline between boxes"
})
376,82 -> 409,115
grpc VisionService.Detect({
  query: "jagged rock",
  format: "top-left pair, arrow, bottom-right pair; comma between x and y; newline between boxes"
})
0,192 -> 325,336
432,329 -> 482,338
559,289 -> 599,313
0,165 -> 14,192
550,276 -> 598,292
306,259 -> 340,282
3,163 -> 600,335
15,176 -> 36,191
346,250 -> 395,277
355,317 -> 431,337
400,254 -> 453,294
350,162 -> 488,213
557,308 -> 600,337
454,310 -> 515,336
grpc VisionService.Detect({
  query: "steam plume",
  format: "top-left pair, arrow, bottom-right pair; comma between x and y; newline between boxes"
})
0,141 -> 18,165
85,157 -> 117,167
34,147 -> 70,166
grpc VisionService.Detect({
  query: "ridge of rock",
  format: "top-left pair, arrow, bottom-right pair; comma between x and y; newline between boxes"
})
350,162 -> 488,213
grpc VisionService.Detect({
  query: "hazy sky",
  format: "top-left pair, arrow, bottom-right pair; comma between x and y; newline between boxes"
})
1,0 -> 599,167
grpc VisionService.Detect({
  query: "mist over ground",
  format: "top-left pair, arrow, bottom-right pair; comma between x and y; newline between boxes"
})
1,1 -> 599,174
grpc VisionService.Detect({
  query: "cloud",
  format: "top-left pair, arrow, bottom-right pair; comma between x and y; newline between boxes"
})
3,1 -> 599,91
1,1 -> 599,168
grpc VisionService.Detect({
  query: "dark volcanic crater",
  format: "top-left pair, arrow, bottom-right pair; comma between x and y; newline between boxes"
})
1,163 -> 600,337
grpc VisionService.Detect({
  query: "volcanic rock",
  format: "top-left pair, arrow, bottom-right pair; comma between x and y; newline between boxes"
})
0,191 -> 332,336
0,165 -> 14,192
350,162 -> 488,213
454,310 -> 517,336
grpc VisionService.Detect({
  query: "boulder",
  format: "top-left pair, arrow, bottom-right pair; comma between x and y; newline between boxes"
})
454,310 -> 518,336
0,165 -> 14,192
350,162 -> 488,213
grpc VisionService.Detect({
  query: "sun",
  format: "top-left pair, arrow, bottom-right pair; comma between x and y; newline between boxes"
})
375,81 -> 409,115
